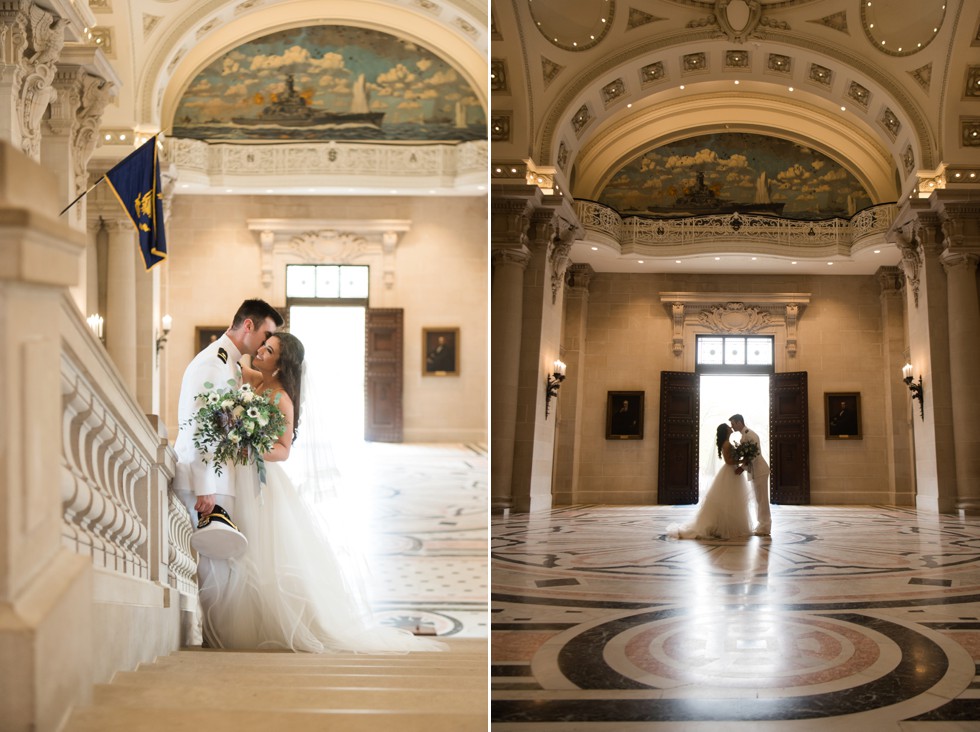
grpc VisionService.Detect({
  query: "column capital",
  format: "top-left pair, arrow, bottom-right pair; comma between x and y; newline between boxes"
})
491,244 -> 531,270
875,265 -> 905,297
940,250 -> 980,274
566,263 -> 594,294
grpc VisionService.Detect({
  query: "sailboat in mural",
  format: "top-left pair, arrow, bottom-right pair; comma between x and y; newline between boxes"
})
232,74 -> 384,128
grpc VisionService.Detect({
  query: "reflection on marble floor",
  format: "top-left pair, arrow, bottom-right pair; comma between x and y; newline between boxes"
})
321,442 -> 488,638
492,505 -> 980,730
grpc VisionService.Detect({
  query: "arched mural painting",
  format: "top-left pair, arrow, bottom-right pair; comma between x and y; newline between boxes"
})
172,25 -> 486,142
598,132 -> 874,220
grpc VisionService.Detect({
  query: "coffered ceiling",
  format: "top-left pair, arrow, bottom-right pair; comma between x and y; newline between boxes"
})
491,0 -> 980,274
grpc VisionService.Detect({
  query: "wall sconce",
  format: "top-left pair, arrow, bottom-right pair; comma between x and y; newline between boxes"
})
86,313 -> 104,342
155,314 -> 173,360
545,359 -> 566,419
902,362 -> 925,420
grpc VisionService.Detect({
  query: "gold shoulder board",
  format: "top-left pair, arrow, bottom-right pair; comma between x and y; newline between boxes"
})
217,347 -> 228,364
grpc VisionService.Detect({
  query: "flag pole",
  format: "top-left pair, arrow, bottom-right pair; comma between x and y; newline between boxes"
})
58,131 -> 170,217
59,175 -> 105,216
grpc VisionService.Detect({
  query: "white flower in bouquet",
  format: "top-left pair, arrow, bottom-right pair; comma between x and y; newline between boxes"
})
734,441 -> 760,466
186,378 -> 287,476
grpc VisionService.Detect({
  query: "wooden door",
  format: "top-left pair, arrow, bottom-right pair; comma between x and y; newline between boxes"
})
658,371 -> 699,504
770,371 -> 809,504
364,308 -> 403,442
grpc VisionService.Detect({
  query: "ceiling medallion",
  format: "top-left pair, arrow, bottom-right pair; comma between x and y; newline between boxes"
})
528,0 -> 615,52
715,0 -> 763,43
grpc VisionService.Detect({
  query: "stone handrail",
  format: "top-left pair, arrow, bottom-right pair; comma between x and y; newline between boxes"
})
574,199 -> 898,256
59,294 -> 194,596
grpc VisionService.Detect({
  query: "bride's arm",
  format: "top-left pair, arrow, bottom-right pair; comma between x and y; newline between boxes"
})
723,441 -> 738,466
239,355 -> 263,390
263,392 -> 294,463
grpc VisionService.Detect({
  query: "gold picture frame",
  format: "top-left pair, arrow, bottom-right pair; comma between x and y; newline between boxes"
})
422,327 -> 459,376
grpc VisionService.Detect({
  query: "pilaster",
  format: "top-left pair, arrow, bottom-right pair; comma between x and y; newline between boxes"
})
553,263 -> 593,506
876,266 -> 914,505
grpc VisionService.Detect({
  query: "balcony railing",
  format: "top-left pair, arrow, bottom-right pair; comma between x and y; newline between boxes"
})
574,199 -> 898,257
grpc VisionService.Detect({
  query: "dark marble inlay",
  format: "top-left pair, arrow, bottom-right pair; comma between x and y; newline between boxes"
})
923,621 -> 980,629
535,578 -> 581,588
491,611 -> 950,722
492,664 -> 534,676
910,577 -> 953,587
492,593 -> 655,609
908,698 -> 980,721
492,623 -> 579,631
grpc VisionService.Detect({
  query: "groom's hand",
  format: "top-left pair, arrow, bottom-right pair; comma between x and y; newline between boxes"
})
195,493 -> 217,515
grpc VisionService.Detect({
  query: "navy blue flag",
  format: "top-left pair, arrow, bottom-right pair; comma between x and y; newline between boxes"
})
104,135 -> 167,270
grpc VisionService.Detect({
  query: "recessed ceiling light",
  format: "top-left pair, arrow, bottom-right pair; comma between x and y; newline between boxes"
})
788,86 -> 794,92
874,249 -> 881,253
591,246 -> 598,251
827,262 -> 834,266
638,260 -> 644,264
751,257 -> 757,261
675,260 -> 682,264
627,103 -> 632,108
679,85 -> 685,90
734,80 -> 740,85
792,261 -> 797,265
840,106 -> 846,111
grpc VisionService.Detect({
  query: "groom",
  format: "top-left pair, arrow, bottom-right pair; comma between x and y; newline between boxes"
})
730,414 -> 771,536
174,298 -> 283,644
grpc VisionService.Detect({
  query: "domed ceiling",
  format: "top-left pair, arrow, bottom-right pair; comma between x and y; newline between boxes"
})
173,24 -> 486,142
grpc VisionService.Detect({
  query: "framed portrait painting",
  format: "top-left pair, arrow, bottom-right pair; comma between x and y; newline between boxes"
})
195,326 -> 225,354
422,327 -> 459,376
825,392 -> 861,439
606,391 -> 644,440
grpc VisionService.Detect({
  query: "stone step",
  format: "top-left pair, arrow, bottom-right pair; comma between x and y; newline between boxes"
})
92,682 -> 484,714
64,707 -> 486,732
110,669 -> 487,689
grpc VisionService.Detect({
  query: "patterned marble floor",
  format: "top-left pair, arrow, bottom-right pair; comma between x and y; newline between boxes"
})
319,441 -> 488,638
492,505 -> 980,731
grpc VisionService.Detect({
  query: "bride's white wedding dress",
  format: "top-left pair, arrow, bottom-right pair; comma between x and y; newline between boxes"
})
200,460 -> 445,653
667,447 -> 752,540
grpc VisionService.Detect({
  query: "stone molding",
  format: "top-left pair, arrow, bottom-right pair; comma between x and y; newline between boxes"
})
168,137 -> 486,191
247,218 -> 411,292
491,244 -> 532,270
547,213 -> 579,304
659,292 -> 810,359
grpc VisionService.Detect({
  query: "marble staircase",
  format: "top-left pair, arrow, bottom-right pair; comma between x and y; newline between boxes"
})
63,638 -> 487,731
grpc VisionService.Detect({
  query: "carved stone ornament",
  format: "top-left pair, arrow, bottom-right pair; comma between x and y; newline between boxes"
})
15,4 -> 67,161
73,75 -> 114,197
715,0 -> 763,43
699,302 -> 772,333
547,214 -> 579,305
248,219 -> 410,293
895,219 -> 922,308
660,292 -> 810,359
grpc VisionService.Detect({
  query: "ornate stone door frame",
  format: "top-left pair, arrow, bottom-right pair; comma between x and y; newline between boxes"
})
659,292 -> 811,372
247,218 -> 412,304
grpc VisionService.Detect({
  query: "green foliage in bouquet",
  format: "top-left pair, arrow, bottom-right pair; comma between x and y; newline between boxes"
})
734,441 -> 760,464
187,379 -> 286,476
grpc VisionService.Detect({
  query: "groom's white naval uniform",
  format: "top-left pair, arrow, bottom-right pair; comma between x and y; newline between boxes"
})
740,426 -> 771,534
174,332 -> 245,644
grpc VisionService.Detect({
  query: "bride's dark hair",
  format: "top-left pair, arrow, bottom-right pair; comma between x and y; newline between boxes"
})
716,423 -> 731,458
273,332 -> 304,442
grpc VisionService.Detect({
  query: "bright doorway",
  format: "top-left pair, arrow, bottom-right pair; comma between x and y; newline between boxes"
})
288,305 -> 366,442
698,374 -> 770,493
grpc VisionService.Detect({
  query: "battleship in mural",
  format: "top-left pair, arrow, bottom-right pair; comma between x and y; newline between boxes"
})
231,74 -> 385,128
645,171 -> 786,217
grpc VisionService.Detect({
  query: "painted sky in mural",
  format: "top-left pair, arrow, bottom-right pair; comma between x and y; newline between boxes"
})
598,133 -> 873,219
172,25 -> 485,142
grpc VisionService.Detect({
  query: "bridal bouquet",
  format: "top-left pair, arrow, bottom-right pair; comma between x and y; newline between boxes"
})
187,379 -> 286,476
734,441 -> 760,465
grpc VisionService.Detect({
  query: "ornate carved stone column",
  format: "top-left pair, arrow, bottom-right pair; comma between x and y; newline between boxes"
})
941,251 -> 980,512
104,217 -> 138,393
490,222 -> 531,513
876,266 -> 914,505
552,263 -> 593,505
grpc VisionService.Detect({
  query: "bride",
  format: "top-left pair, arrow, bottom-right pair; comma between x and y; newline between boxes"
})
667,423 -> 752,540
200,331 -> 444,653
